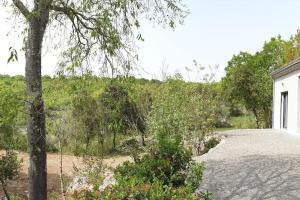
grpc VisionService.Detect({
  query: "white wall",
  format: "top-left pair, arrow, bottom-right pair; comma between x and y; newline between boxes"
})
273,69 -> 300,133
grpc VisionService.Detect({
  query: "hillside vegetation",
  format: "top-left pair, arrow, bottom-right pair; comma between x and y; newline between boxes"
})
2,29 -> 300,199
0,75 -> 230,155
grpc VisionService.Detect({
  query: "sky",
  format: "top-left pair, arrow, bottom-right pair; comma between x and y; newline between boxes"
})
1,0 -> 300,81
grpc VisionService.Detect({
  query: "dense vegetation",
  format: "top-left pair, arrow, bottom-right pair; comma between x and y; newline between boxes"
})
0,75 -> 225,155
2,27 -> 300,200
73,135 -> 210,200
222,30 -> 300,128
1,74 -> 222,199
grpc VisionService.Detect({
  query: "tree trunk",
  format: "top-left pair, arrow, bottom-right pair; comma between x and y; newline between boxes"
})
26,16 -> 48,200
58,138 -> 67,200
140,131 -> 145,146
113,131 -> 116,150
252,108 -> 260,129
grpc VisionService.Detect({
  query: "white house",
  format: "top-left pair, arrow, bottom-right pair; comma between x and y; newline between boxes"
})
271,58 -> 300,134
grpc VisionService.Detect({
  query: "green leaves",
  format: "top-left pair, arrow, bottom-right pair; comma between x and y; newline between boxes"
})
7,47 -> 18,64
50,0 -> 187,74
222,35 -> 298,128
136,33 -> 144,41
0,88 -> 19,128
0,150 -> 22,191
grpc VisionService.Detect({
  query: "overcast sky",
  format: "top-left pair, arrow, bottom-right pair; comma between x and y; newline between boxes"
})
1,0 -> 300,81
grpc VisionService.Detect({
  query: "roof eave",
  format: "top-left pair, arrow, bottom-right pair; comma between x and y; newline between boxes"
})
271,57 -> 300,79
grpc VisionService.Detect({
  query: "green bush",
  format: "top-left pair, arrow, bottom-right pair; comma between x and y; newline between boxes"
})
118,138 -> 142,154
115,136 -> 192,187
0,151 -> 22,199
0,130 -> 28,152
202,138 -> 220,154
102,178 -> 196,200
230,115 -> 256,129
186,162 -> 205,191
12,134 -> 28,151
73,177 -> 197,200
46,143 -> 59,153
72,135 -> 209,200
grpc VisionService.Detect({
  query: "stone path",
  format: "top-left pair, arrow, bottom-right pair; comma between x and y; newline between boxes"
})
195,129 -> 300,200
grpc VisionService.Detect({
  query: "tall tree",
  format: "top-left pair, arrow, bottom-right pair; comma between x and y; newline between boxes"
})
222,36 -> 299,128
8,0 -> 187,199
72,89 -> 100,153
99,83 -> 133,150
0,87 -> 20,149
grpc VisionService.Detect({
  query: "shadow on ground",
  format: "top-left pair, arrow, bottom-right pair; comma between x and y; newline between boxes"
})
198,155 -> 300,200
1,172 -> 71,200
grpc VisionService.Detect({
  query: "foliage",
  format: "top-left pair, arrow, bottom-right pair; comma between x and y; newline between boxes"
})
187,84 -> 218,155
73,156 -> 104,187
105,179 -> 196,200
72,134 -> 208,200
185,162 -> 205,191
229,115 -> 256,129
0,87 -> 21,150
0,75 -> 223,156
73,178 -> 197,200
10,0 -> 188,197
10,134 -> 28,152
147,80 -> 190,139
0,88 -> 19,128
0,151 -> 22,200
202,138 -> 220,154
115,136 -> 193,187
98,83 -> 140,150
72,90 -> 101,153
222,51 -> 272,128
222,31 -> 300,128
118,138 -> 142,154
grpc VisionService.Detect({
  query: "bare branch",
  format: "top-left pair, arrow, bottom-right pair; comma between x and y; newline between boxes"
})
12,0 -> 30,18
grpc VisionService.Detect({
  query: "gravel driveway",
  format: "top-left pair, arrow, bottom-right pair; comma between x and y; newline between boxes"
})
195,129 -> 300,200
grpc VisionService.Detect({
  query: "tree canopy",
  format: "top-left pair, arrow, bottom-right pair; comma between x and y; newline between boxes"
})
7,0 -> 188,199
222,31 -> 300,128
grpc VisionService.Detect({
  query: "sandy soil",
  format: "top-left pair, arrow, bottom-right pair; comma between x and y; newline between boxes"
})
0,151 -> 131,199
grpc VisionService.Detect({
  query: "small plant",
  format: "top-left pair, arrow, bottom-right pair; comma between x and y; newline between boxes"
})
199,190 -> 213,200
95,177 -> 197,200
0,151 -> 22,200
71,135 -> 209,199
202,137 -> 220,154
73,156 -> 104,187
115,135 -> 193,187
186,162 -> 205,191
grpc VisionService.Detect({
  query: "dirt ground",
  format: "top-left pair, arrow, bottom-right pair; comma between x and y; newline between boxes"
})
0,151 -> 131,199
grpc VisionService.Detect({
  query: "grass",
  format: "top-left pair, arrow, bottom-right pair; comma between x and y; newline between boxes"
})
216,114 -> 256,132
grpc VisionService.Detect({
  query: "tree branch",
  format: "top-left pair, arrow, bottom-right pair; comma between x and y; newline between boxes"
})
12,0 -> 30,18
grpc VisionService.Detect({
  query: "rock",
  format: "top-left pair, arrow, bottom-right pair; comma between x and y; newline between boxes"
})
98,171 -> 116,192
67,176 -> 90,193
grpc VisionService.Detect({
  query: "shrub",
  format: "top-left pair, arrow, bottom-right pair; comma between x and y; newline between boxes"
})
46,142 -> 59,153
0,132 -> 28,152
186,162 -> 205,191
0,151 -> 22,200
202,138 -> 220,154
12,134 -> 28,151
100,178 -> 196,200
230,115 -> 256,129
98,83 -> 140,150
71,135 -> 209,200
115,136 -> 193,187
73,156 -> 104,187
118,138 -> 142,154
